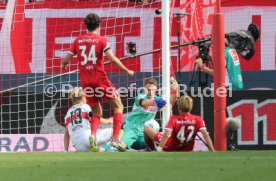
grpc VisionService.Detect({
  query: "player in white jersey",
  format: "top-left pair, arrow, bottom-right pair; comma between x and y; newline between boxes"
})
64,87 -> 113,152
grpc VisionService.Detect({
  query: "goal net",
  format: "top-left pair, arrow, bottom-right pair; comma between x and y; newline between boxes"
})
0,0 -> 215,152
0,0 -> 173,152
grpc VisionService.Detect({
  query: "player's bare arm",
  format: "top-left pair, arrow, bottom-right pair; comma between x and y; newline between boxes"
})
63,127 -> 70,152
140,99 -> 156,107
61,53 -> 74,69
105,49 -> 134,76
100,117 -> 113,124
195,58 -> 214,76
170,77 -> 178,106
144,126 -> 157,140
157,129 -> 171,152
201,129 -> 215,152
89,110 -> 113,125
140,96 -> 167,109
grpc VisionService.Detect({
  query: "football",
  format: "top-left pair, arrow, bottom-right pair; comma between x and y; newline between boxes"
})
144,119 -> 160,132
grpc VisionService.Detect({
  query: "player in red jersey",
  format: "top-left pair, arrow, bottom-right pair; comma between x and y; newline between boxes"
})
144,95 -> 215,152
62,13 -> 134,151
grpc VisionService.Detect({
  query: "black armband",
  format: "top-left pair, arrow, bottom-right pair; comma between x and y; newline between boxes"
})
103,47 -> 111,53
88,112 -> 93,118
139,99 -> 145,107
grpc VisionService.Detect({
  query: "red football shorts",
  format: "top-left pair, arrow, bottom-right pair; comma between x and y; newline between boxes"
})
154,132 -> 194,152
80,71 -> 119,107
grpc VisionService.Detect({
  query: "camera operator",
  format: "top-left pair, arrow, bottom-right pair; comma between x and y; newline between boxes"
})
195,38 -> 243,90
195,23 -> 259,90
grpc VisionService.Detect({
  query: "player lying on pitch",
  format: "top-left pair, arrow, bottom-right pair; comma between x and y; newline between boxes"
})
109,77 -> 178,152
64,87 -> 123,152
144,95 -> 215,152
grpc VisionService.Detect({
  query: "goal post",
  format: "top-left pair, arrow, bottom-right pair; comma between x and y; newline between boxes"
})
212,0 -> 227,151
161,0 -> 171,131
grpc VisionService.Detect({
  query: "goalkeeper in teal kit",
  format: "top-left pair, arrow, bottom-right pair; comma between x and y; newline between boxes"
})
112,77 -> 178,151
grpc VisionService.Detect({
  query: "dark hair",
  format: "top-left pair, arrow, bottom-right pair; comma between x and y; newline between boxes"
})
84,13 -> 101,31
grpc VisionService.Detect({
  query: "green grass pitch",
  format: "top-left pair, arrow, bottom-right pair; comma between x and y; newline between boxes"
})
0,151 -> 275,181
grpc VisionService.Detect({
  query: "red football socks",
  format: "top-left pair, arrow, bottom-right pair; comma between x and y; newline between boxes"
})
91,114 -> 100,136
113,112 -> 123,141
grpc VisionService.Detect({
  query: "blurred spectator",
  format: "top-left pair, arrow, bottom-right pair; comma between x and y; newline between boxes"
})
0,0 -> 34,3
0,0 -> 7,3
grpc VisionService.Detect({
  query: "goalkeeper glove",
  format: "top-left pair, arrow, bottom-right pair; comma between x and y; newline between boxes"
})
154,97 -> 167,109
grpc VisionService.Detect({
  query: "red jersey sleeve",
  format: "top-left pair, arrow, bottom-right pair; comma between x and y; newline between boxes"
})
101,36 -> 110,53
64,113 -> 71,127
165,116 -> 175,131
68,38 -> 77,55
